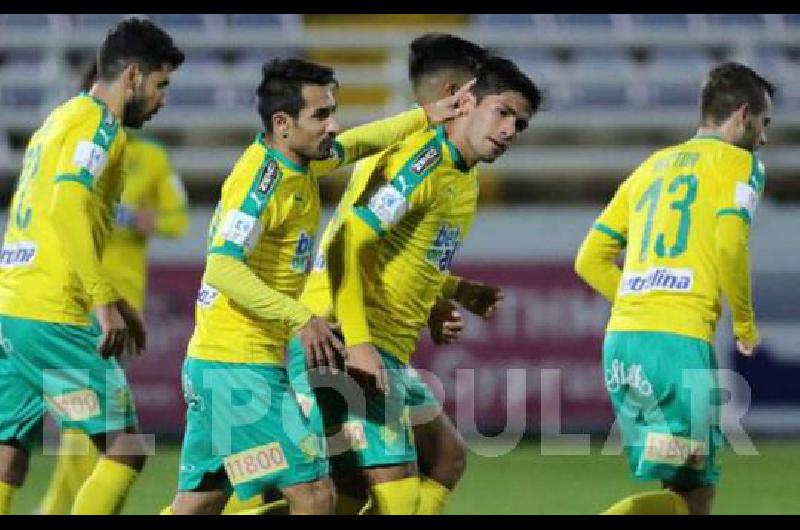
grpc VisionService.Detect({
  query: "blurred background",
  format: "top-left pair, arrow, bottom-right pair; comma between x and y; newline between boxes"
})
1,14 -> 799,513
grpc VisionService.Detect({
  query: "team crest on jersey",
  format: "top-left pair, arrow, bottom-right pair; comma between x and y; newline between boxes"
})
258,160 -> 281,195
426,223 -> 461,271
410,146 -> 441,175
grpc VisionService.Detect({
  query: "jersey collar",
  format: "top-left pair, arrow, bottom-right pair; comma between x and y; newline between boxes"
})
78,91 -> 119,127
692,132 -> 724,142
435,125 -> 470,173
255,133 -> 308,174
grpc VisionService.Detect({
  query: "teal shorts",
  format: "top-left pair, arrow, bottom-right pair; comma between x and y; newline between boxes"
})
286,336 -> 435,469
177,357 -> 328,500
0,314 -> 138,449
603,331 -> 724,488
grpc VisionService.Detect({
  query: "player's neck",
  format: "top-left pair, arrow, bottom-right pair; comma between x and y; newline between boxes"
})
88,82 -> 125,123
444,122 -> 478,169
696,120 -> 739,146
263,135 -> 308,170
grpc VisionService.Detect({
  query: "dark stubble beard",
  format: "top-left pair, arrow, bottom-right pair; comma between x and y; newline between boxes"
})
122,94 -> 148,129
734,119 -> 760,152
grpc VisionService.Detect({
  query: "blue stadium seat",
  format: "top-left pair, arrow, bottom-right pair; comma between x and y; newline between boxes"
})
706,14 -> 765,27
1,50 -> 44,74
0,14 -> 51,28
1,86 -> 45,108
631,13 -> 690,30
782,14 -> 800,26
647,82 -> 700,108
180,51 -> 226,72
571,49 -> 632,71
75,14 -> 126,28
149,14 -> 207,30
553,14 -> 613,28
644,48 -> 713,78
567,83 -> 630,109
168,86 -> 218,107
228,14 -> 301,29
502,49 -> 564,82
473,14 -> 536,26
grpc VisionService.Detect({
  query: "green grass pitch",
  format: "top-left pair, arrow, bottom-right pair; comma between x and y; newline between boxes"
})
10,439 -> 800,514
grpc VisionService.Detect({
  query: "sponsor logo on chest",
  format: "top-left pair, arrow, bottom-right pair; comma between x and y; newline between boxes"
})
426,223 -> 461,272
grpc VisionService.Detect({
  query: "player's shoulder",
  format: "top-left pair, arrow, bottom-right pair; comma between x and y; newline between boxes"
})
60,93 -> 123,150
224,135 -> 284,196
391,126 -> 441,163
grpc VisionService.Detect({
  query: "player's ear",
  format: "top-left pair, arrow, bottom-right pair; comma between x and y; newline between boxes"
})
120,62 -> 139,98
272,112 -> 290,138
458,89 -> 477,113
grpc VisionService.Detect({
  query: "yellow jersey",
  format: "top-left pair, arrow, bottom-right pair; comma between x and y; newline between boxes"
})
0,93 -> 126,325
187,103 -> 430,365
302,125 -> 479,364
188,136 -> 322,364
588,134 -> 764,343
101,132 -> 188,311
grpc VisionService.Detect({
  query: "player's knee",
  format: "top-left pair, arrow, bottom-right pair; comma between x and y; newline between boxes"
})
285,478 -> 336,515
0,442 -> 30,486
312,479 -> 336,514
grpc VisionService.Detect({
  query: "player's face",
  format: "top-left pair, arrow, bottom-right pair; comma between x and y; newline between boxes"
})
124,63 -> 173,129
735,92 -> 772,153
289,84 -> 340,161
464,91 -> 532,163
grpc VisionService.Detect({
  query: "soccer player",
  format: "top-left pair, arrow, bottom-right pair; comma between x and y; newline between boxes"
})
36,61 -> 190,516
315,33 -> 505,516
574,62 -> 773,515
288,55 -> 542,515
0,18 -> 183,515
164,58 -> 466,515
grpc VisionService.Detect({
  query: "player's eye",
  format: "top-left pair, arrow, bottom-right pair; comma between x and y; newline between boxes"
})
515,119 -> 529,132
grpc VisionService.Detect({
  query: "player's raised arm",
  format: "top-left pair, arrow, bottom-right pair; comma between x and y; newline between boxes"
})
575,177 -> 630,303
310,78 -> 475,177
715,153 -> 764,352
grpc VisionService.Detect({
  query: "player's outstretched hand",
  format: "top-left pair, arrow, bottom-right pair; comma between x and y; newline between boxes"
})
115,298 -> 146,356
736,338 -> 759,357
299,316 -> 345,373
423,78 -> 477,125
95,302 -> 130,359
345,343 -> 388,396
455,280 -> 504,319
428,297 -> 465,345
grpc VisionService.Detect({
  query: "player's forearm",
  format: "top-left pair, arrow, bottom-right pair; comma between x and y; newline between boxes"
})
155,207 -> 189,238
716,216 -> 758,342
204,253 -> 313,331
574,230 -> 623,303
333,212 -> 380,346
50,182 -> 119,305
334,107 -> 429,165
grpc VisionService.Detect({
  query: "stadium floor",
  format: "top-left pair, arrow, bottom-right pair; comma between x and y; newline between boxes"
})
10,439 -> 800,514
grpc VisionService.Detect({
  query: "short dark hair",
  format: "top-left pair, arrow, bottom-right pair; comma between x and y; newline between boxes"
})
256,58 -> 338,132
96,18 -> 184,82
471,55 -> 543,114
701,62 -> 776,125
408,33 -> 488,88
